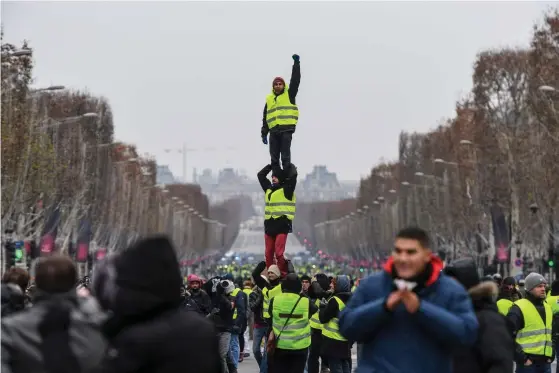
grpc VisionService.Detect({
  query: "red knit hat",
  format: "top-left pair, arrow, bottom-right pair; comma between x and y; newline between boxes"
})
272,77 -> 285,86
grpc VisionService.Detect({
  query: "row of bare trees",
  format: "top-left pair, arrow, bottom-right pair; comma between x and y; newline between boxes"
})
1,38 -> 245,260
296,8 -> 559,274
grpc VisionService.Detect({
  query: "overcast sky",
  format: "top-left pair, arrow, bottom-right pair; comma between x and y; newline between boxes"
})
2,1 -> 555,181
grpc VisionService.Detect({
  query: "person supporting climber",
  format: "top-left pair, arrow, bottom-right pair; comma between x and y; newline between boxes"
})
261,54 -> 301,177
257,163 -> 298,278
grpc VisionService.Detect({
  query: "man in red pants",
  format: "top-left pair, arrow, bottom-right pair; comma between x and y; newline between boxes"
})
257,163 -> 298,278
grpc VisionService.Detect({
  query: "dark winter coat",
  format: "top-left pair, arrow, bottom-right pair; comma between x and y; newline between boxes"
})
444,257 -> 513,373
183,288 -> 212,316
453,282 -> 514,373
249,286 -> 267,327
97,235 -> 221,373
319,275 -> 352,359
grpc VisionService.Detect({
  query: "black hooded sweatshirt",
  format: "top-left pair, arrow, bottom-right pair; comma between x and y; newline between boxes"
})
99,235 -> 221,373
257,164 -> 298,237
444,258 -> 514,373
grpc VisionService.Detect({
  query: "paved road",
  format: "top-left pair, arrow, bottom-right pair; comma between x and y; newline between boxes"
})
237,340 -> 559,373
239,339 -> 357,373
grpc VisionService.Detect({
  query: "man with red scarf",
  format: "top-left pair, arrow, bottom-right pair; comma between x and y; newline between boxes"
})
339,227 -> 478,373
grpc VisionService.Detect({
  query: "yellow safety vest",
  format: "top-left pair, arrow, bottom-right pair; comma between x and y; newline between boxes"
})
264,188 -> 296,221
497,299 -> 514,316
263,284 -> 282,318
271,293 -> 311,350
322,296 -> 347,342
546,295 -> 559,315
265,87 -> 299,130
309,299 -> 323,330
351,286 -> 357,293
231,288 -> 240,320
515,298 -> 553,357
243,288 -> 253,298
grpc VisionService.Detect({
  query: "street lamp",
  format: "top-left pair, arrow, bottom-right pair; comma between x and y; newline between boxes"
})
389,189 -> 396,194
538,85 -> 557,93
3,49 -> 32,57
434,158 -> 445,164
459,139 -> 473,146
414,172 -> 425,177
401,181 -> 410,186
82,112 -> 98,118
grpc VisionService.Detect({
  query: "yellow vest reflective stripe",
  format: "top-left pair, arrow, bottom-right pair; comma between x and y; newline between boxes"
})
264,189 -> 296,221
547,295 -> 559,315
309,299 -> 323,330
271,293 -> 311,350
497,299 -> 514,316
265,87 -> 299,130
243,288 -> 253,297
351,286 -> 357,293
231,288 -> 240,320
322,296 -> 347,342
515,298 -> 553,357
263,284 -> 282,318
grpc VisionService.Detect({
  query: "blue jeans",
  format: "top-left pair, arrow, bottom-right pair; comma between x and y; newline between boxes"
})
260,328 -> 269,373
228,333 -> 240,369
329,358 -> 351,373
516,363 -> 551,373
253,327 -> 267,368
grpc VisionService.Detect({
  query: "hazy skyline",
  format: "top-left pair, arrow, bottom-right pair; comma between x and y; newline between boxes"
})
3,1 -> 554,181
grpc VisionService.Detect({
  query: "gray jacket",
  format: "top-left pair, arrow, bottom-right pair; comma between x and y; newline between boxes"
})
1,292 -> 108,373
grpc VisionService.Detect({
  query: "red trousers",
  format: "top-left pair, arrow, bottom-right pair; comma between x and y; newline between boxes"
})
264,233 -> 288,277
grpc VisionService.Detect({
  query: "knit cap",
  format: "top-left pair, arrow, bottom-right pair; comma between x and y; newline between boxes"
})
272,77 -> 285,86
268,265 -> 281,278
524,272 -> 547,292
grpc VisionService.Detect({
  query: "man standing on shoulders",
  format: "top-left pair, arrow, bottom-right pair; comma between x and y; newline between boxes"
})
261,54 -> 301,177
257,163 -> 297,278
507,272 -> 555,373
338,227 -> 479,373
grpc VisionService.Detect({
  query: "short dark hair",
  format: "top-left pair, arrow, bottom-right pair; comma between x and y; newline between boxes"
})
395,227 -> 431,249
2,267 -> 30,292
35,255 -> 77,293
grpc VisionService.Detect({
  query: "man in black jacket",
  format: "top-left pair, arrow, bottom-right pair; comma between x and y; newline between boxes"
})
507,272 -> 555,372
261,54 -> 301,177
93,235 -> 221,373
257,163 -> 297,278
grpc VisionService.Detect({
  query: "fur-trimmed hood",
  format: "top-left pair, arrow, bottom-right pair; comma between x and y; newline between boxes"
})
468,280 -> 498,310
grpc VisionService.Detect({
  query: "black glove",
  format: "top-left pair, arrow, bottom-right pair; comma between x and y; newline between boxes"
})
262,135 -> 268,145
256,261 -> 267,273
292,54 -> 300,63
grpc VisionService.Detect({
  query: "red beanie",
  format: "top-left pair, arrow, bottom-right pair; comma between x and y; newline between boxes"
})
272,77 -> 285,86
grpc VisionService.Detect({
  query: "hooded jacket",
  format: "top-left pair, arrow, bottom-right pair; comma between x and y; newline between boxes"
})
339,254 -> 478,373
444,258 -> 514,373
1,291 -> 106,373
319,275 -> 352,359
97,235 -> 221,373
261,61 -> 301,137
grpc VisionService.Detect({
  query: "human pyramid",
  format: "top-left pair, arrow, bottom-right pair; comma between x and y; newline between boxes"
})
259,54 -> 301,279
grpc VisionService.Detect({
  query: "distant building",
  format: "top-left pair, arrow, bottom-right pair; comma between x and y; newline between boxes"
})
156,165 -> 177,185
196,165 -> 358,210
